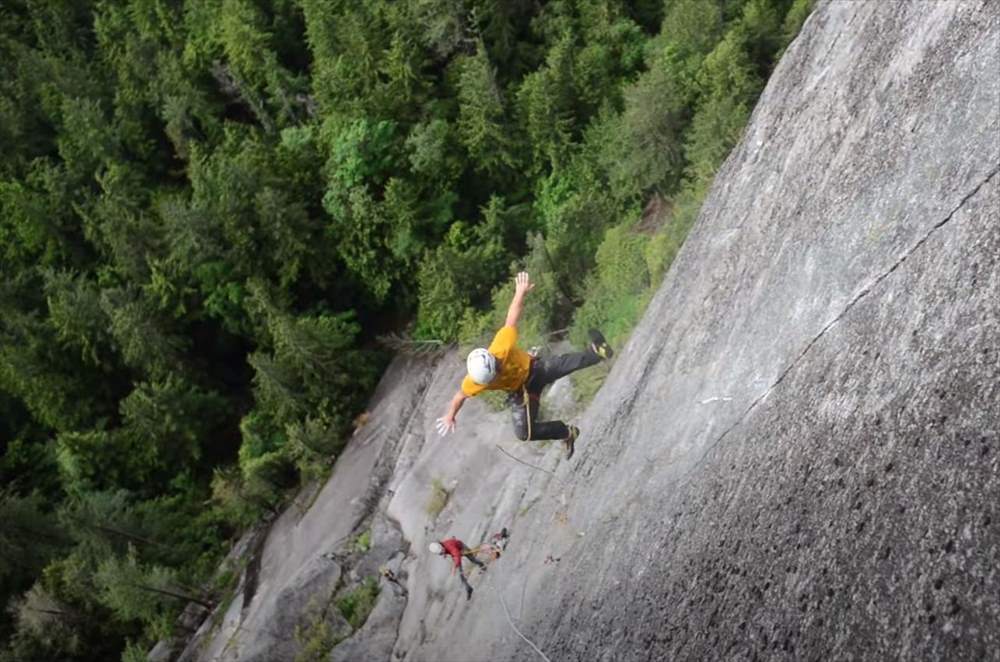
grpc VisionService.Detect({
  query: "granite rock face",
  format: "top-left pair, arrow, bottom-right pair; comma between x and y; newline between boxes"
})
179,1 -> 999,660
478,1 -> 999,660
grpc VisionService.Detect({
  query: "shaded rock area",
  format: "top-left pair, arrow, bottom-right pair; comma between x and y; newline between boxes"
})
328,551 -> 406,662
173,355 -> 443,661
174,1 -> 998,660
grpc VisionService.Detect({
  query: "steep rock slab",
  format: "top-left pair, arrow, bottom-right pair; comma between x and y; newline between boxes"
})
186,355 -> 438,661
402,1 -> 998,660
538,2 -> 998,661
540,167 -> 999,662
387,348 -> 574,662
180,344 -> 575,661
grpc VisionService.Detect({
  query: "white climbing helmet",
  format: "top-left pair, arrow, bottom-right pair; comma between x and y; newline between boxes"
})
467,348 -> 498,385
428,541 -> 444,555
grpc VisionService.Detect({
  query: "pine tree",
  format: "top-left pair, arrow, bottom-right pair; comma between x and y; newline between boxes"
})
4,584 -> 86,662
516,33 -> 577,173
58,490 -> 156,561
0,490 -> 66,606
100,287 -> 189,379
683,31 -> 762,183
94,546 -> 213,631
456,44 -> 518,176
42,270 -> 112,367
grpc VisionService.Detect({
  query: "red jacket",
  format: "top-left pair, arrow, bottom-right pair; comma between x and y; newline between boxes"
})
440,538 -> 466,568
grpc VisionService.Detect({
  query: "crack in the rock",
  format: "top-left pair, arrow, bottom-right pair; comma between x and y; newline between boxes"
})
369,358 -> 442,661
686,164 -> 1000,476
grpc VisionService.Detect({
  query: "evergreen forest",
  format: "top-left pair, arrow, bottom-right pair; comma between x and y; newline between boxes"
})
0,0 -> 811,658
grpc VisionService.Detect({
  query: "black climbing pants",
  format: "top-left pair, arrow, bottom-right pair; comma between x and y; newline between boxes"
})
509,350 -> 600,441
457,553 -> 485,594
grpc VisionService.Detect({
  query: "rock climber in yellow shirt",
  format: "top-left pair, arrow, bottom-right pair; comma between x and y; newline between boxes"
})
435,272 -> 613,459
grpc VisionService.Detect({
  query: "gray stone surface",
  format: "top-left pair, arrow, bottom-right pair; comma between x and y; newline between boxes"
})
408,1 -> 1000,660
180,1 -> 999,660
477,2 -> 1000,660
329,550 -> 409,662
180,355 -> 441,661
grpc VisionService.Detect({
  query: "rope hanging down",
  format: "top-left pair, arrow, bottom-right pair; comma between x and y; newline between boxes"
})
488,565 -> 551,662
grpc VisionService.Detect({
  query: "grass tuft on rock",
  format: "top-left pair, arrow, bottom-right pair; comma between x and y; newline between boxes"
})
425,478 -> 451,519
336,577 -> 380,630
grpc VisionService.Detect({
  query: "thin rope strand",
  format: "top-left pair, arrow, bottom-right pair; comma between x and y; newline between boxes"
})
489,567 -> 551,662
494,444 -> 556,477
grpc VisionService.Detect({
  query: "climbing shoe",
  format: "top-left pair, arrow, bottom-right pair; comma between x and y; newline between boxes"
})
562,426 -> 579,460
588,329 -> 614,360
465,585 -> 473,600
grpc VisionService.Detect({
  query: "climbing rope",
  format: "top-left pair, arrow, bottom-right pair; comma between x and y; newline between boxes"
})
487,562 -> 551,662
522,383 -> 533,441
494,444 -> 558,478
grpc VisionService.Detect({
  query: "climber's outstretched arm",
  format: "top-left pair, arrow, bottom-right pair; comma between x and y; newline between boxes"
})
436,390 -> 467,435
504,272 -> 535,329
